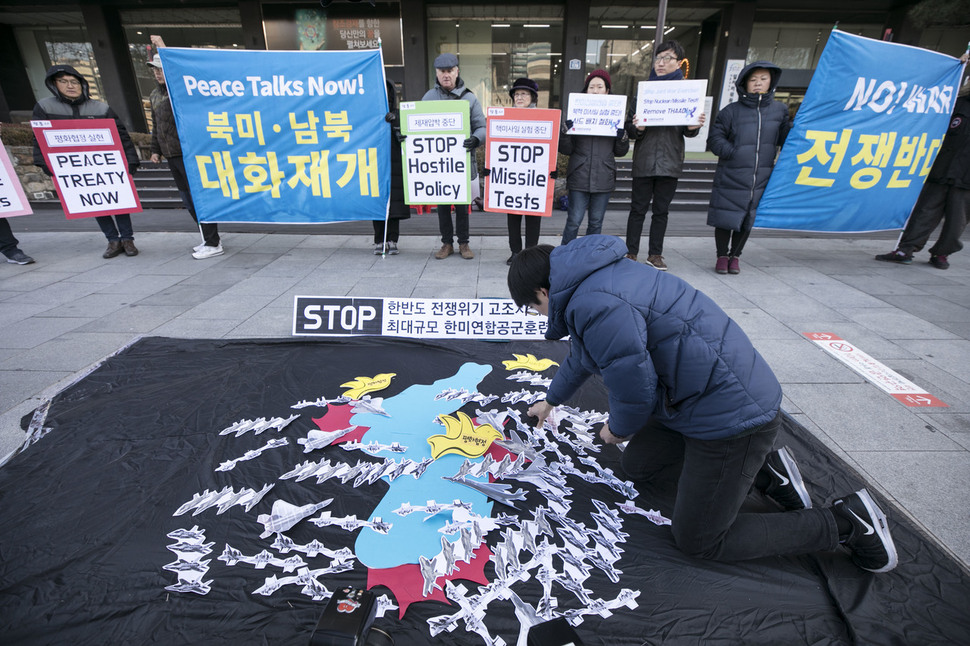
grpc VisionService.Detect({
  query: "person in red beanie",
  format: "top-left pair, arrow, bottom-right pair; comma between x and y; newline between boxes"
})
559,69 -> 629,245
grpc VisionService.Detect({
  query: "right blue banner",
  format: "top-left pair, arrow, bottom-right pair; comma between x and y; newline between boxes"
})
755,31 -> 965,232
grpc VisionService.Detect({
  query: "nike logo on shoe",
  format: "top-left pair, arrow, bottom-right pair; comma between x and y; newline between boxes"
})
768,464 -> 790,486
848,509 -> 876,535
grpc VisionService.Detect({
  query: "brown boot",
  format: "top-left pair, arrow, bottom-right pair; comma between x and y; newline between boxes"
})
434,244 -> 454,259
122,240 -> 139,257
103,241 -> 123,258
459,243 -> 474,259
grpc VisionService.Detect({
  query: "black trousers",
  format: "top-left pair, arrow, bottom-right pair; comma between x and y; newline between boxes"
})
168,155 -> 220,248
626,176 -> 679,256
507,213 -> 541,254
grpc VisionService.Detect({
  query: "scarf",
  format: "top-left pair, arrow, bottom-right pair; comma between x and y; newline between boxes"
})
649,68 -> 684,82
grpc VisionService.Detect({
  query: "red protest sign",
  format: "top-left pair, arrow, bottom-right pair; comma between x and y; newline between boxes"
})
483,107 -> 560,217
31,119 -> 141,219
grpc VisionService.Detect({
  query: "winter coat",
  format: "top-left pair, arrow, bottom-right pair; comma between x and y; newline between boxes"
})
421,77 -> 486,180
386,80 -> 410,220
544,235 -> 782,440
706,61 -> 790,231
149,83 -> 182,159
32,65 -> 139,173
626,123 -> 698,178
927,94 -> 970,189
559,129 -> 630,194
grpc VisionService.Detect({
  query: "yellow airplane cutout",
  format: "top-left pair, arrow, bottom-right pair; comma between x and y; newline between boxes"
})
502,353 -> 559,372
428,411 -> 503,460
340,373 -> 396,399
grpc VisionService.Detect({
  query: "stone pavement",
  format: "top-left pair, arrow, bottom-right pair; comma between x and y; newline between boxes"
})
1,224 -> 968,572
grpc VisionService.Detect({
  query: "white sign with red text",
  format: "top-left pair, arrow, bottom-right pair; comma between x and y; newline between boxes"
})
804,332 -> 947,407
484,107 -> 560,216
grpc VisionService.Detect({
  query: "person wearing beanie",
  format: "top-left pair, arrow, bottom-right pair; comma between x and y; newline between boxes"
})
422,52 -> 487,260
624,40 -> 705,271
31,65 -> 141,259
706,61 -> 790,275
504,77 -> 543,265
559,69 -> 629,245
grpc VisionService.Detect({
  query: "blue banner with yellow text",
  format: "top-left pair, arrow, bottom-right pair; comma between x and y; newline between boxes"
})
756,31 -> 964,232
159,48 -> 389,223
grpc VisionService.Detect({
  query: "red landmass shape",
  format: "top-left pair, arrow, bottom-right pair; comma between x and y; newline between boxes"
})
366,543 -> 493,617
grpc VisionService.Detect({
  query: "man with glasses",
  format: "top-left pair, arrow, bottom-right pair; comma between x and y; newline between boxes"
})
32,65 -> 141,259
624,41 -> 705,271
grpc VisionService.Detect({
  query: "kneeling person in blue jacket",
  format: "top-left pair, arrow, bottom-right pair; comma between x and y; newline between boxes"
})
508,235 -> 897,572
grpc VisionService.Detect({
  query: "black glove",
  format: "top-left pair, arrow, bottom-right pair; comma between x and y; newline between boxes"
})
616,128 -> 627,139
482,167 -> 490,177
384,111 -> 397,124
565,119 -> 574,130
549,169 -> 559,179
393,129 -> 406,143
463,136 -> 479,150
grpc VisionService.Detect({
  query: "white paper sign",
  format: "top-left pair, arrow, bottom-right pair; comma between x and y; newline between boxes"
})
46,136 -> 139,213
634,79 -> 708,127
565,93 -> 627,136
719,59 -> 746,110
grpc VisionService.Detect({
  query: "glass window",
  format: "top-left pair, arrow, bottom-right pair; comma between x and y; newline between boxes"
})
748,24 -> 883,71
426,4 -> 564,109
13,18 -> 104,104
586,5 -> 716,106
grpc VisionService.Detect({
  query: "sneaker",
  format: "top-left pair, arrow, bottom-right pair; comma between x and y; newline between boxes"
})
122,240 -> 138,257
103,241 -> 123,259
625,253 -> 638,262
646,255 -> 667,271
929,254 -> 949,270
193,242 -> 206,253
5,250 -> 35,265
874,249 -> 912,264
434,244 -> 454,259
387,241 -> 399,255
715,256 -> 729,274
728,256 -> 740,274
373,242 -> 385,255
192,244 -> 224,259
459,243 -> 474,259
758,447 -> 812,510
832,488 -> 898,573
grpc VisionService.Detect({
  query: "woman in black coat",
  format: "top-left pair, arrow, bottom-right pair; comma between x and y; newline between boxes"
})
706,61 -> 790,274
374,79 -> 411,255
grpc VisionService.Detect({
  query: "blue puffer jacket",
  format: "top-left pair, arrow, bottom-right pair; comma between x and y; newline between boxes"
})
545,235 -> 782,440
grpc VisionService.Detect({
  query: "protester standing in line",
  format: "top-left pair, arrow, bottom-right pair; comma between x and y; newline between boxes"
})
0,218 -> 34,265
147,40 -> 223,260
509,236 -> 898,574
375,79 -> 410,256
876,60 -> 970,270
421,53 -> 486,260
32,65 -> 140,259
624,41 -> 705,270
559,70 -> 629,246
706,61 -> 790,275
505,78 -> 544,265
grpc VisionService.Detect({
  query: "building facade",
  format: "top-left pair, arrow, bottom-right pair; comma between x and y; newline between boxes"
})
1,0 -> 966,134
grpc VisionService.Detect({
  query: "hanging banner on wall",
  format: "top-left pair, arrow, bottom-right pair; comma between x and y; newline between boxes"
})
483,107 -> 560,217
30,119 -> 141,219
159,47 -> 390,224
0,142 -> 32,217
564,93 -> 627,136
633,79 -> 708,127
399,100 -> 471,205
756,31 -> 965,232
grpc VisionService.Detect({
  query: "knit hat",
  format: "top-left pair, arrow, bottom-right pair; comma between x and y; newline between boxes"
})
583,69 -> 611,93
509,77 -> 539,101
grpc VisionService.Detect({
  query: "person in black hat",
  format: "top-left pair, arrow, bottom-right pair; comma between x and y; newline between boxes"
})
504,78 -> 543,265
421,52 -> 487,260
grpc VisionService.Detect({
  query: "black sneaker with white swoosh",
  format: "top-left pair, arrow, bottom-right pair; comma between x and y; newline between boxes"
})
758,446 -> 812,510
833,488 -> 899,573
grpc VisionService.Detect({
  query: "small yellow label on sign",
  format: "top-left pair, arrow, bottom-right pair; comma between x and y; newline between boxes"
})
502,353 -> 559,372
428,411 -> 503,460
340,373 -> 396,399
